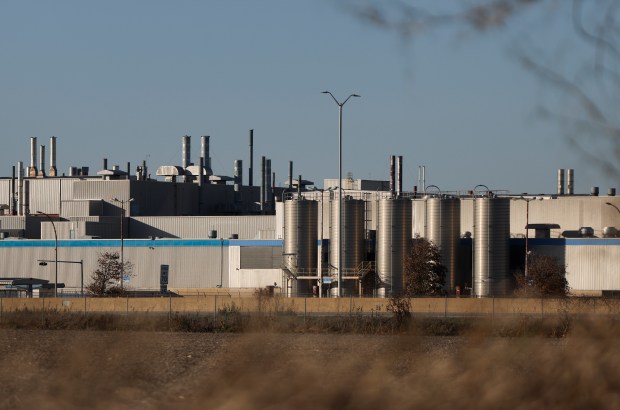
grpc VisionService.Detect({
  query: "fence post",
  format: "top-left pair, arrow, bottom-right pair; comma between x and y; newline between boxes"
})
444,297 -> 447,318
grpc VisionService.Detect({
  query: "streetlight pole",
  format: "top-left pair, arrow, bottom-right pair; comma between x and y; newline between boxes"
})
112,198 -> 133,291
512,196 -> 540,278
36,211 -> 58,297
38,259 -> 83,295
322,91 -> 360,297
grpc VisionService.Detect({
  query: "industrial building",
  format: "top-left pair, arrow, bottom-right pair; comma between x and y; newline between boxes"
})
1,136 -> 619,297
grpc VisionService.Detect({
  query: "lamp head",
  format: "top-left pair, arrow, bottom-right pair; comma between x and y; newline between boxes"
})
39,261 -> 47,266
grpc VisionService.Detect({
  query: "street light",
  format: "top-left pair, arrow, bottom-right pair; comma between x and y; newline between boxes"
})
111,197 -> 134,291
512,196 -> 543,278
36,211 -> 58,297
322,91 -> 361,297
39,259 -> 83,296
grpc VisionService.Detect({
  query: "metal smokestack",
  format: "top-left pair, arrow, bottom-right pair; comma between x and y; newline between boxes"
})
201,135 -> 212,175
10,166 -> 15,215
29,137 -> 37,177
396,155 -> 403,197
249,129 -> 254,187
234,160 -> 243,192
288,161 -> 293,190
182,135 -> 191,169
266,159 -> 272,206
557,169 -> 565,195
567,169 -> 574,195
389,155 -> 395,196
49,136 -> 57,176
38,145 -> 46,177
260,156 -> 266,211
17,162 -> 23,216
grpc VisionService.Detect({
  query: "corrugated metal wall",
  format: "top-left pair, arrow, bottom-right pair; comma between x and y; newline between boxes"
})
129,216 -> 276,239
239,246 -> 282,269
228,246 -> 283,288
0,239 -> 231,290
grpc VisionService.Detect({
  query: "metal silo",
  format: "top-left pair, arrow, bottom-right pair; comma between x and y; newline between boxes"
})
426,197 -> 461,292
376,198 -> 412,297
329,198 -> 365,297
473,197 -> 510,297
283,199 -> 318,297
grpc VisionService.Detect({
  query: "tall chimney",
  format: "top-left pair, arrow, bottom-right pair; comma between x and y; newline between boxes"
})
126,162 -> 131,179
182,135 -> 191,170
396,155 -> 403,197
29,137 -> 37,177
17,161 -> 23,216
260,156 -> 266,211
249,129 -> 254,187
288,161 -> 293,190
567,169 -> 574,195
557,169 -> 565,195
49,136 -> 57,176
10,166 -> 15,215
389,155 -> 395,196
234,160 -> 243,192
201,135 -> 212,175
38,145 -> 46,177
266,159 -> 272,206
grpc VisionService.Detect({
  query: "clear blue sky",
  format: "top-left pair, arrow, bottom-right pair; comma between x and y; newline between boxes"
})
0,1 -> 606,195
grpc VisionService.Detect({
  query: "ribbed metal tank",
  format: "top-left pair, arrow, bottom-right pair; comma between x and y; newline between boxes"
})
376,198 -> 412,297
426,198 -> 461,292
473,197 -> 510,297
329,198 -> 365,297
283,199 -> 318,297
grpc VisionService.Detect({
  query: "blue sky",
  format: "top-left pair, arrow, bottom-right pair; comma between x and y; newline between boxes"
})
0,1 -> 608,194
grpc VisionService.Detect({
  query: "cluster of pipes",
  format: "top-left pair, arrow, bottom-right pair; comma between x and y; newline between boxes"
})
10,137 -> 58,216
179,130 -> 284,212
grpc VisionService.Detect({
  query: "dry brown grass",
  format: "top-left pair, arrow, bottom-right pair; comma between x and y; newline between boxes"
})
0,309 -> 620,408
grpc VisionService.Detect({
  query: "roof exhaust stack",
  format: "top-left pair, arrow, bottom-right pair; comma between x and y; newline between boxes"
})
234,160 -> 243,192
396,155 -> 403,197
288,161 -> 293,190
17,161 -> 24,215
260,156 -> 266,212
38,145 -> 46,177
249,129 -> 254,187
389,155 -> 395,197
29,137 -> 38,177
557,169 -> 565,195
266,159 -> 272,209
567,169 -> 574,195
182,135 -> 191,169
201,135 -> 213,176
49,136 -> 57,176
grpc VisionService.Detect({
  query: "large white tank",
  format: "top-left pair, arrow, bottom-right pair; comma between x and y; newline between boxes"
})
473,197 -> 510,297
376,198 -> 412,297
329,198 -> 365,297
283,199 -> 318,296
426,197 -> 461,292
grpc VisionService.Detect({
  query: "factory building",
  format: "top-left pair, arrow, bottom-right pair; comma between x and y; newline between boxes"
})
0,139 -> 619,297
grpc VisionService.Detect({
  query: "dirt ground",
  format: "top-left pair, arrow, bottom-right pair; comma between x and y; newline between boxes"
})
0,328 -> 618,409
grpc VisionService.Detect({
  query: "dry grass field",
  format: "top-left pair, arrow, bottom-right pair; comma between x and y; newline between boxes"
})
0,311 -> 619,409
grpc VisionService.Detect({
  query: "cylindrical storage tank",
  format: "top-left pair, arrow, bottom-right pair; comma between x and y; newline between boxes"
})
473,197 -> 510,297
329,198 -> 365,297
376,198 -> 412,297
425,197 -> 461,292
283,199 -> 318,297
